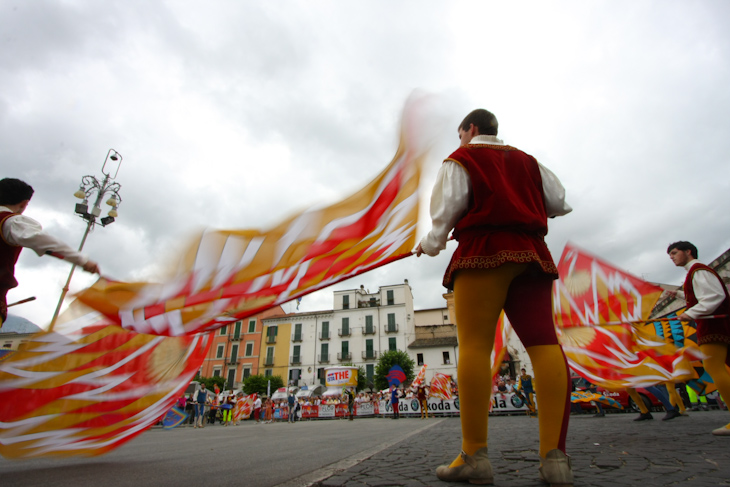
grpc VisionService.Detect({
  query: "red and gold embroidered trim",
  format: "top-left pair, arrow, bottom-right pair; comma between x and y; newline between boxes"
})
443,250 -> 558,288
698,334 -> 730,346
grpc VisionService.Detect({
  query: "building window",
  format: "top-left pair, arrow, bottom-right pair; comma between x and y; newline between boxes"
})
213,368 -> 222,377
265,346 -> 275,366
317,368 -> 325,385
387,289 -> 394,306
443,351 -> 451,365
243,367 -> 251,379
386,313 -> 397,333
366,364 -> 374,382
293,323 -> 302,341
389,337 -> 397,351
289,368 -> 301,382
365,315 -> 374,334
343,295 -> 349,309
230,344 -> 239,362
227,368 -> 236,389
339,341 -> 350,361
245,342 -> 254,356
321,321 -> 330,340
233,321 -> 242,339
417,353 -> 424,366
292,345 -> 301,364
219,325 -> 227,336
266,325 -> 278,343
340,317 -> 350,336
320,343 -> 329,363
265,369 -> 273,377
248,319 -> 256,333
216,344 -> 225,359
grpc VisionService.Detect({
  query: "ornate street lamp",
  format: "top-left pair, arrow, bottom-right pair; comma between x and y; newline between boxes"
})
49,149 -> 123,328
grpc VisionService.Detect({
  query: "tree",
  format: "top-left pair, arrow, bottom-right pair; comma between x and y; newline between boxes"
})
374,350 -> 415,391
242,374 -> 284,397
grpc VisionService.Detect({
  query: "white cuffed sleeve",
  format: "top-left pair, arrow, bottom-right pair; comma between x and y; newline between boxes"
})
538,163 -> 572,218
683,270 -> 727,319
419,161 -> 471,256
2,214 -> 89,267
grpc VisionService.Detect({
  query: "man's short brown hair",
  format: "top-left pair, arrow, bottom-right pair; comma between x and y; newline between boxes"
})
459,109 -> 498,136
667,241 -> 698,259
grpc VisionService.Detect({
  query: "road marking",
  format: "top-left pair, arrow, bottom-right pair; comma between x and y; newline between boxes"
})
273,418 -> 445,487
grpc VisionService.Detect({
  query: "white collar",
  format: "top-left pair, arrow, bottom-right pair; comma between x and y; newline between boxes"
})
470,135 -> 505,145
684,259 -> 701,270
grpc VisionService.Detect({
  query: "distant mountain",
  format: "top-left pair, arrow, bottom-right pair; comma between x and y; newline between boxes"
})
2,315 -> 43,334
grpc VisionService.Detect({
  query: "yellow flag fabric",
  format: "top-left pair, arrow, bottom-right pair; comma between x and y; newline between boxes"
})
76,97 -> 434,336
0,300 -> 210,459
555,243 -> 703,389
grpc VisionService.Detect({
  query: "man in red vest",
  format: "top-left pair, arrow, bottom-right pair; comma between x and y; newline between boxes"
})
667,241 -> 730,436
0,178 -> 100,327
416,109 -> 573,485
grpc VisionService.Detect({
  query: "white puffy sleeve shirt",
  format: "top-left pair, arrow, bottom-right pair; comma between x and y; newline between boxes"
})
676,259 -> 727,320
419,136 -> 572,256
1,207 -> 89,267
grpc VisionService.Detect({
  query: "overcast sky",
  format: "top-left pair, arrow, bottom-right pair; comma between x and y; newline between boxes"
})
3,0 -> 729,328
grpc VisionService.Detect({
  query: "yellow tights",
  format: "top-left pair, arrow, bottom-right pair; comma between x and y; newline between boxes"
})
449,266 -> 569,467
701,343 -> 730,429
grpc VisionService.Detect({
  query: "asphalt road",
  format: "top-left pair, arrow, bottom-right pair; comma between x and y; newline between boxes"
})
0,417 -> 440,487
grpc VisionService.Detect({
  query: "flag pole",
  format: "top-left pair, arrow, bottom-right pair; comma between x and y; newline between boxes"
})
560,314 -> 728,328
8,296 -> 37,308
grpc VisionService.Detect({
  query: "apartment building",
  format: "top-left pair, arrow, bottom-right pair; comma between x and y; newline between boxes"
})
263,280 -> 415,387
200,305 -> 285,390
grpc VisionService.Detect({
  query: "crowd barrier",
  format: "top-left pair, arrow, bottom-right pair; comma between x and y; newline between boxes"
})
264,393 -> 532,420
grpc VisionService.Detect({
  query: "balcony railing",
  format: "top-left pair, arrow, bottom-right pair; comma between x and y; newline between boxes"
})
230,335 -> 241,341
384,323 -> 399,333
264,357 -> 275,366
228,357 -> 239,365
266,335 -> 276,344
363,325 -> 376,335
338,327 -> 351,337
318,354 -> 330,363
362,350 -> 378,360
320,331 -> 330,340
290,355 -> 302,365
292,333 -> 303,342
337,352 -> 352,361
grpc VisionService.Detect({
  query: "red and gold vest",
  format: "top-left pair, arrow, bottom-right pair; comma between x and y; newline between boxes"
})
447,144 -> 548,240
683,262 -> 730,327
0,211 -> 23,293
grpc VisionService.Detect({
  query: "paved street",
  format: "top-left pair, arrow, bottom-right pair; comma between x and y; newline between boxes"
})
316,410 -> 730,487
1,411 -> 729,487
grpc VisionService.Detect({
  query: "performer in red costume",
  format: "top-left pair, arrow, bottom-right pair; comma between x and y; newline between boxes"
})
416,109 -> 573,485
0,178 -> 100,327
667,241 -> 730,436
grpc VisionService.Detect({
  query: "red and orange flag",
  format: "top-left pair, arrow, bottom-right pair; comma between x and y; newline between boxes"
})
0,301 -> 210,459
76,96 -> 436,336
554,243 -> 702,389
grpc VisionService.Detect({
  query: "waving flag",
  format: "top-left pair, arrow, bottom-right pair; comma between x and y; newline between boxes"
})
0,301 -> 210,459
555,243 -> 703,389
554,243 -> 663,329
76,96 -> 437,336
410,364 -> 428,390
162,407 -> 188,430
490,314 -> 511,380
387,365 -> 406,387
638,310 -> 713,395
234,393 -> 256,421
429,373 -> 454,400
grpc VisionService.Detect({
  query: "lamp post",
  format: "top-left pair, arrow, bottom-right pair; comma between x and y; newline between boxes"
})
49,149 -> 123,329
